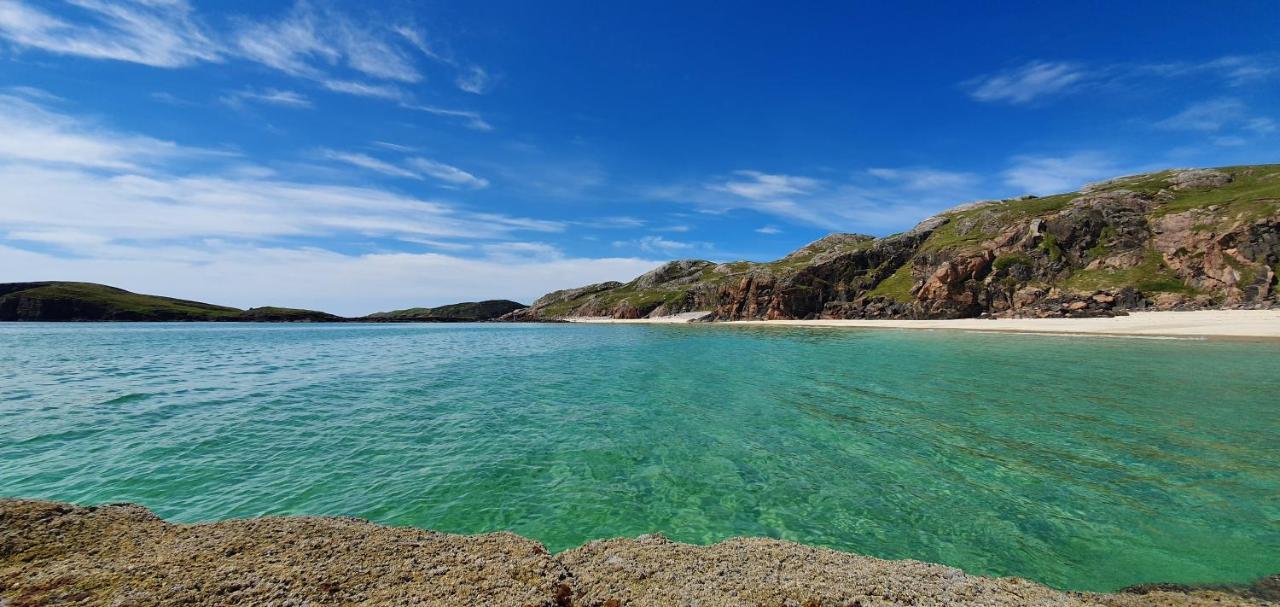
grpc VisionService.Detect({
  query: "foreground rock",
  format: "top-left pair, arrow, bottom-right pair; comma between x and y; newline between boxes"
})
0,500 -> 570,606
507,165 -> 1280,321
2,500 -> 1273,606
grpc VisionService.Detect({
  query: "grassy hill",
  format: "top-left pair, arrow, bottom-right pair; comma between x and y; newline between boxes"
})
364,300 -> 526,322
0,282 -> 342,322
513,164 -> 1280,320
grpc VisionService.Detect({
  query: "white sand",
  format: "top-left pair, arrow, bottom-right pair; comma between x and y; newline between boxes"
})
568,309 -> 1280,339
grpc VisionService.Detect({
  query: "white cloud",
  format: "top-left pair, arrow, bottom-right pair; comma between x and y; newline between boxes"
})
372,141 -> 420,153
321,79 -> 406,101
395,24 -> 492,94
320,149 -> 489,188
1154,97 -> 1276,143
612,235 -> 704,255
481,241 -> 563,262
1001,152 -> 1117,195
455,65 -> 490,94
0,0 -> 221,67
655,166 -> 985,234
866,168 -> 979,191
406,157 -> 489,188
0,97 -> 553,248
964,61 -> 1086,104
1155,98 -> 1247,132
321,149 -> 421,180
755,226 -> 782,235
711,170 -> 821,200
221,87 -> 311,109
230,1 -> 419,83
0,2 -> 492,127
964,55 -> 1278,105
0,242 -> 660,316
1143,55 -> 1278,87
0,93 -> 187,169
403,103 -> 493,131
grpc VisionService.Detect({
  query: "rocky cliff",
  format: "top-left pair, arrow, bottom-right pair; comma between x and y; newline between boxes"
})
507,165 -> 1280,321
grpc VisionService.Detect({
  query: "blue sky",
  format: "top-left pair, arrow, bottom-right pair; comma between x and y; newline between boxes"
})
1,1 -> 1277,314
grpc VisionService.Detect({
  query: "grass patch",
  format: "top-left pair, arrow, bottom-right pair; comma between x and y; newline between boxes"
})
1148,164 -> 1280,218
1061,250 -> 1195,294
866,264 -> 916,303
992,253 -> 1033,272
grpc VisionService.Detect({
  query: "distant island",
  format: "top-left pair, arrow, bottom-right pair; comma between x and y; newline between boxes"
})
0,282 -> 523,323
5,165 -> 1277,323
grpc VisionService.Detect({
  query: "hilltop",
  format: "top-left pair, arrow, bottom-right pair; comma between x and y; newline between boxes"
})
0,282 -> 525,323
507,164 -> 1280,320
364,300 -> 526,322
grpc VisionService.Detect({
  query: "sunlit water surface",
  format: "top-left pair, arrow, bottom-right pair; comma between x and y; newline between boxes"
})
1,322 -> 1277,591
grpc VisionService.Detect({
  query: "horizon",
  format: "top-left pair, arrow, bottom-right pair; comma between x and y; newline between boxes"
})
2,2 -> 1279,315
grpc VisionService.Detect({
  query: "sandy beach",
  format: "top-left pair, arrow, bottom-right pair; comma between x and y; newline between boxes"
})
568,309 -> 1280,339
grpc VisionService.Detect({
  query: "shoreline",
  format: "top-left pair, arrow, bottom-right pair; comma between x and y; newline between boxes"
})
567,309 -> 1280,340
2,499 -> 1274,607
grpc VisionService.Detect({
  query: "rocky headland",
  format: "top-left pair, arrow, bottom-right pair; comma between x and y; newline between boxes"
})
505,165 -> 1280,321
2,499 -> 1275,607
0,282 -> 522,323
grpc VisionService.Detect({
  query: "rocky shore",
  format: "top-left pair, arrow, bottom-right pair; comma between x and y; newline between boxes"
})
504,165 -> 1280,322
2,500 -> 1274,606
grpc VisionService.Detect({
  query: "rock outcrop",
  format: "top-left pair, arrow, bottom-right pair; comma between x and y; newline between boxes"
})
2,499 -> 1274,607
512,165 -> 1280,320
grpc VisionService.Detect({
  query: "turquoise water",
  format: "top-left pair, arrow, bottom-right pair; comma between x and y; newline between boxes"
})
1,323 -> 1277,591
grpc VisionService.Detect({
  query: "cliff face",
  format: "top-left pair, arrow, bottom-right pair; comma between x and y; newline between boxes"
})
509,165 -> 1280,321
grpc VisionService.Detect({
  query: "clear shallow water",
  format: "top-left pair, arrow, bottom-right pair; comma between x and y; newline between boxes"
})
1,323 -> 1277,591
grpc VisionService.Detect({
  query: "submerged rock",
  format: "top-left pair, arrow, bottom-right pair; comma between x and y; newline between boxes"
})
1,499 -> 1272,606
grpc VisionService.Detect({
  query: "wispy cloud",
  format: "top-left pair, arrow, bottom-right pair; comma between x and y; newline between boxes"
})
406,158 -> 489,188
321,149 -> 421,180
1,241 -> 660,316
0,1 -> 492,127
613,235 -> 703,254
1001,152 -> 1118,194
229,1 -> 419,83
865,167 -> 979,191
321,148 -> 489,189
964,55 -> 1278,105
0,96 -> 548,253
221,87 -> 312,109
964,61 -> 1087,104
455,66 -> 491,94
403,103 -> 493,131
655,167 -> 984,234
0,0 -> 221,67
755,226 -> 782,235
710,171 -> 821,200
395,24 -> 492,94
0,93 -> 189,170
1155,97 -> 1275,136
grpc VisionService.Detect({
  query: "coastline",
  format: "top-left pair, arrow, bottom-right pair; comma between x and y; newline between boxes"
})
2,499 -> 1274,607
567,309 -> 1280,340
